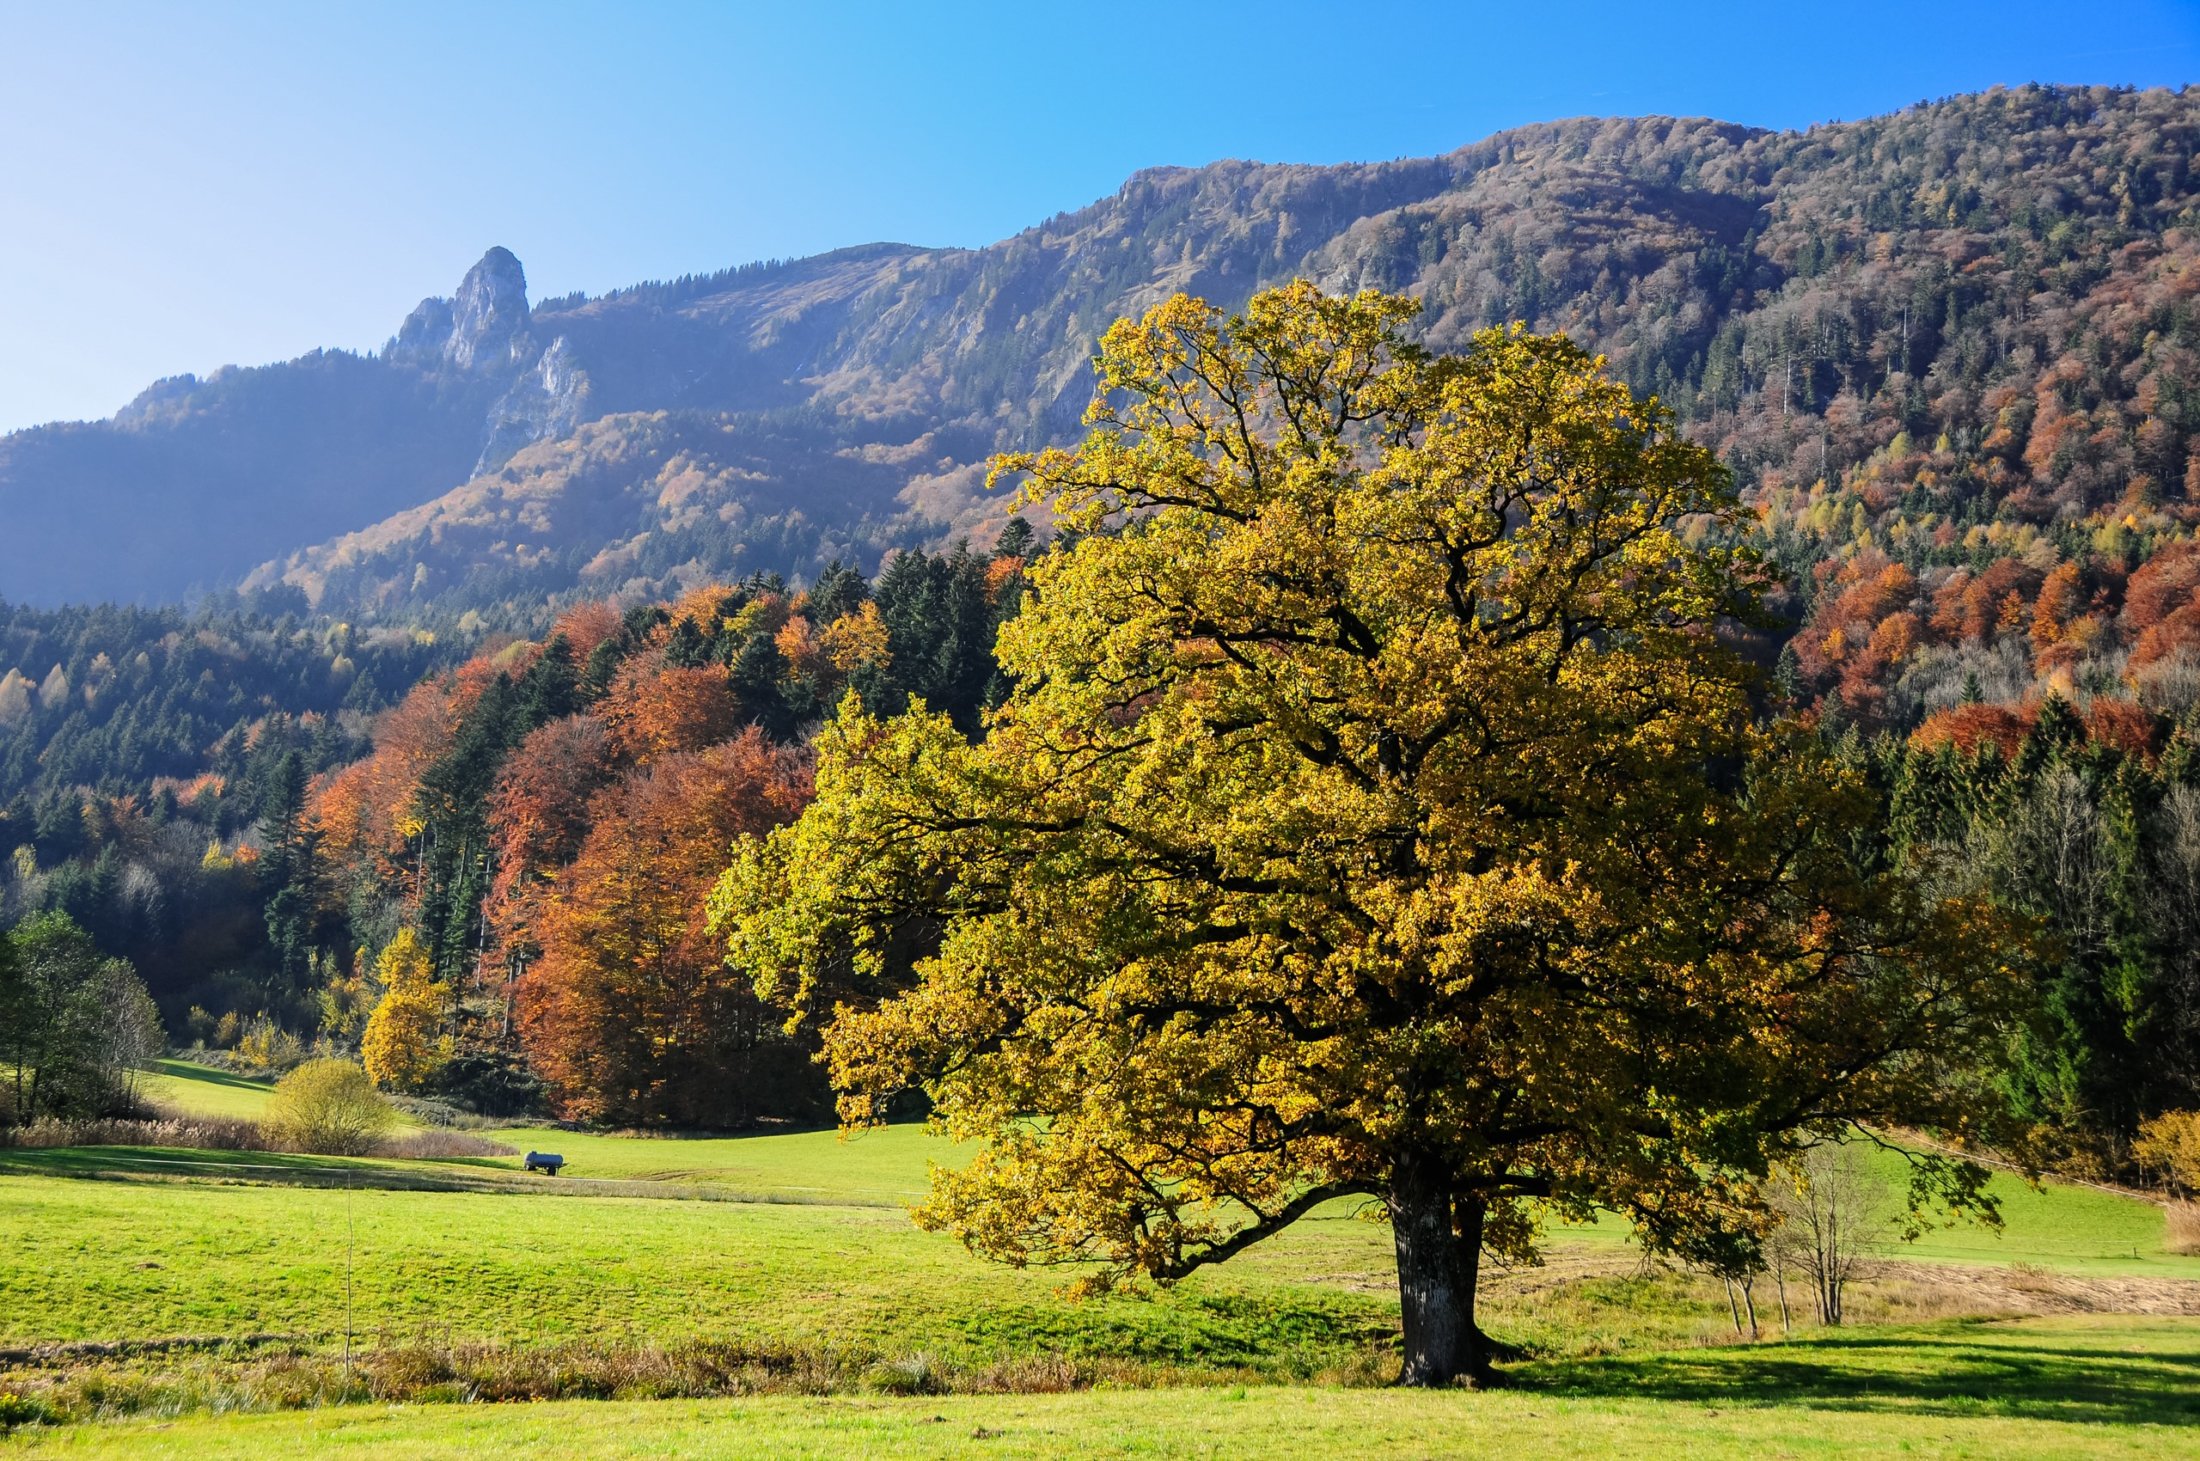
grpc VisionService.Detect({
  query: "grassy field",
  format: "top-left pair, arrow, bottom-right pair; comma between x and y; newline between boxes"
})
5,1127 -> 2192,1357
4,1056 -> 2194,1452
0,1160 -> 1394,1363
133,1061 -> 280,1122
7,1317 -> 2197,1457
123,1059 -> 2200,1274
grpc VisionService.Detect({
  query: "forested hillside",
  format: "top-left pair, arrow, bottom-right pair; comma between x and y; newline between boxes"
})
37,536 -> 1024,1121
3,83 -> 2197,1173
259,84 -> 2200,656
0,596 -> 453,1027
3,86 -> 2191,710
217,86 -> 2200,711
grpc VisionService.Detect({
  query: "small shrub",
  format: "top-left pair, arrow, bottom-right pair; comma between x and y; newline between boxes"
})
233,1014 -> 307,1074
183,1005 -> 217,1046
264,1059 -> 394,1155
2136,1110 -> 2200,1195
864,1353 -> 947,1395
0,1390 -> 54,1429
2169,1201 -> 2200,1257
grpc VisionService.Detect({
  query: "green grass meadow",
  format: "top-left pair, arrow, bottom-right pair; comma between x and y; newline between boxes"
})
3,1057 -> 2195,1455
8,1318 -> 2198,1457
132,1062 -> 283,1122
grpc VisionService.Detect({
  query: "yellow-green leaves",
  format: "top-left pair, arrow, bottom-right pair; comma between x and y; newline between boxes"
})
713,283 -> 2022,1311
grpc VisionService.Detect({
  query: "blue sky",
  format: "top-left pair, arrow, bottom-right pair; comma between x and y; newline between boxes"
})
1,0 -> 2194,433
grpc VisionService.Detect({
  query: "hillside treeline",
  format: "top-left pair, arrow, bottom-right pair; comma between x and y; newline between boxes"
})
0,597 -> 449,1018
1370,87 -> 2200,744
267,535 -> 1029,1125
1864,706 -> 2200,1157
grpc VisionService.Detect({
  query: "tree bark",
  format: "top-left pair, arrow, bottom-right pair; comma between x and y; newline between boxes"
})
1389,1156 -> 1490,1386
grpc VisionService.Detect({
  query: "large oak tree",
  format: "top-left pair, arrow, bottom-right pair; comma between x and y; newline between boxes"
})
713,284 -> 2026,1385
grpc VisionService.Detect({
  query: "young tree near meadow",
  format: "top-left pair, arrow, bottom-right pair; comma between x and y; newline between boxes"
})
1767,1143 -> 1888,1327
361,928 -> 445,1091
715,284 -> 2029,1386
0,912 -> 163,1122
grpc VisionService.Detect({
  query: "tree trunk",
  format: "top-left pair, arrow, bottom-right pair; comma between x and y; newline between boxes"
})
1389,1157 -> 1488,1387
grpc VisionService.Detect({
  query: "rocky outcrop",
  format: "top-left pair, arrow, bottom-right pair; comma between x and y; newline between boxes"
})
445,247 -> 533,372
475,334 -> 589,475
387,296 -> 456,369
384,247 -> 533,374
382,248 -> 576,476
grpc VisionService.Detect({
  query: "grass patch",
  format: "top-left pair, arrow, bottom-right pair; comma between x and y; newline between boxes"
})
10,1069 -> 2194,1450
1476,1144 -> 2198,1280
4,1317 -> 2192,1458
136,1056 -> 2193,1274
0,1168 -> 1392,1368
4,1118 -> 2191,1360
133,1062 -> 275,1121
480,1123 -> 937,1204
1526,1313 -> 2200,1427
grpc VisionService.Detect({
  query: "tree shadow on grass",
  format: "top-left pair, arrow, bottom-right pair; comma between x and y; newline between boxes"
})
0,1145 -> 509,1189
149,1060 -> 274,1095
0,1145 -> 884,1206
1521,1326 -> 2200,1428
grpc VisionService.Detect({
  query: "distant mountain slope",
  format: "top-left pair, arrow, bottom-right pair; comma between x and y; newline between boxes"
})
4,85 -> 2195,686
267,410 -> 930,618
0,352 -> 503,604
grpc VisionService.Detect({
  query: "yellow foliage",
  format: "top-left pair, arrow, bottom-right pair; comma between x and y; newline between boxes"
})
360,928 -> 449,1091
774,615 -> 824,678
2137,1111 -> 2200,1192
714,283 -> 2028,1383
820,601 -> 891,673
265,1058 -> 394,1155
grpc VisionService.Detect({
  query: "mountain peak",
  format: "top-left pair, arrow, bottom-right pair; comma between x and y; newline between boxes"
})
446,247 -> 531,371
385,247 -> 533,373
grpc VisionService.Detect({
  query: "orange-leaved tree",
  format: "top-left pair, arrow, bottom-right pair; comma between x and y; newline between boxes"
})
521,729 -> 815,1126
482,713 -> 616,1033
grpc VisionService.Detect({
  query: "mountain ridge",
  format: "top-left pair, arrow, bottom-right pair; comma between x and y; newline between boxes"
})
1,84 -> 2191,704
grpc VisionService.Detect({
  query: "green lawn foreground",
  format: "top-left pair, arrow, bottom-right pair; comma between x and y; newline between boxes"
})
7,1317 -> 2197,1458
6,1053 -> 2193,1455
6,1131 -> 2194,1360
122,1057 -> 2200,1275
0,1162 -> 1391,1367
4,1058 -> 2194,1365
